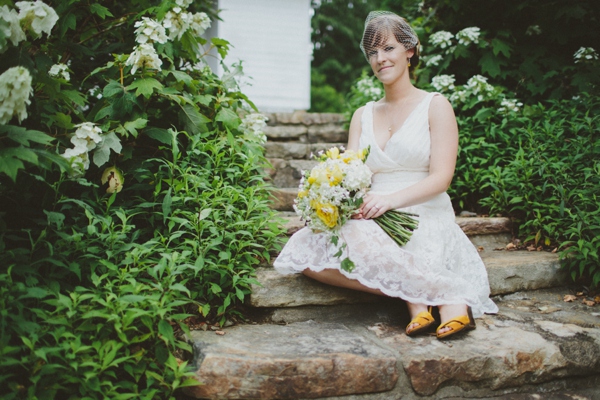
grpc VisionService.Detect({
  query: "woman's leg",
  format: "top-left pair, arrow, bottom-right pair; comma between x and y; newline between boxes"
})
302,268 -> 384,296
437,303 -> 469,334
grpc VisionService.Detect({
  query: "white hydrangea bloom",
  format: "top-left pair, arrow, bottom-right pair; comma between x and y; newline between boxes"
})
497,98 -> 523,113
431,74 -> 455,92
456,27 -> 480,46
0,6 -> 26,50
162,7 -> 191,40
175,0 -> 193,8
72,122 -> 103,150
239,113 -> 268,144
573,47 -> 598,63
48,63 -> 70,81
16,0 -> 59,38
525,25 -> 541,36
0,66 -> 33,124
465,75 -> 495,100
61,149 -> 90,175
189,12 -> 211,36
356,76 -> 383,100
425,54 -> 443,67
449,90 -> 467,104
429,31 -> 453,49
342,160 -> 373,191
126,43 -> 163,74
134,17 -> 168,44
60,123 -> 103,174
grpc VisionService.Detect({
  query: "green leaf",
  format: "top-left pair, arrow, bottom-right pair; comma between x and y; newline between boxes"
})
158,320 -> 175,345
123,118 -> 148,138
2,125 -> 55,146
103,80 -> 125,98
145,127 -> 172,144
215,108 -> 240,130
162,188 -> 172,222
491,38 -> 512,58
340,258 -> 355,273
62,90 -> 87,107
90,3 -> 113,19
128,78 -> 163,99
480,52 -> 502,77
92,132 -> 122,167
169,70 -> 193,85
179,104 -> 210,134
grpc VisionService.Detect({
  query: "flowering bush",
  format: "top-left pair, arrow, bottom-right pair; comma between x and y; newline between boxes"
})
0,0 -> 282,398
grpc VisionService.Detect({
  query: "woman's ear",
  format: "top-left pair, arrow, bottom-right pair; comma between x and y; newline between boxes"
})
406,47 -> 415,59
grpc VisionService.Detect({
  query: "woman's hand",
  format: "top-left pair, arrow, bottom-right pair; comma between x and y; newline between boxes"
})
360,193 -> 393,219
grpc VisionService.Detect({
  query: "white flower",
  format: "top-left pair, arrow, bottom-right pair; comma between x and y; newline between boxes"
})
175,0 -> 193,8
497,98 -> 523,113
449,90 -> 467,104
0,6 -> 26,51
189,12 -> 211,36
573,47 -> 598,63
0,66 -> 33,124
239,113 -> 268,144
48,63 -> 70,81
456,27 -> 480,46
465,75 -> 495,100
526,25 -> 541,36
431,74 -> 455,92
60,123 -> 103,175
429,31 -> 453,49
134,17 -> 168,44
162,7 -> 191,40
356,76 -> 383,100
425,54 -> 443,67
16,0 -> 59,38
126,43 -> 162,74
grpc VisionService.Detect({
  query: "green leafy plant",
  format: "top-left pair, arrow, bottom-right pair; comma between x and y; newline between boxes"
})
0,0 -> 283,397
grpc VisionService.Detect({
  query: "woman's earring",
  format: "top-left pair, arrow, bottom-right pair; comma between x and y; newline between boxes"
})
407,57 -> 411,67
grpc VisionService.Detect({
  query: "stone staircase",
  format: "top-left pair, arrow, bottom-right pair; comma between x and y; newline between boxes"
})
183,112 -> 600,399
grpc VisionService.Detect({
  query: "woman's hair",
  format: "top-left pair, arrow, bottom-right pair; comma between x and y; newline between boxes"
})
360,11 -> 420,70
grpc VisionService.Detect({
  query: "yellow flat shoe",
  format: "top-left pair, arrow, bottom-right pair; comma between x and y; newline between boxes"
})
406,307 -> 435,336
436,306 -> 476,339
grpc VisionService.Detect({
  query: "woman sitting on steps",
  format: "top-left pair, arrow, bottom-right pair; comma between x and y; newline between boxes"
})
274,10 -> 498,339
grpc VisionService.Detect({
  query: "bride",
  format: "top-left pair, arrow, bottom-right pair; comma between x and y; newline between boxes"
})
274,11 -> 498,339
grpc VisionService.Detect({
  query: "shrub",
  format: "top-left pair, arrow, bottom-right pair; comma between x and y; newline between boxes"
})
0,0 -> 283,397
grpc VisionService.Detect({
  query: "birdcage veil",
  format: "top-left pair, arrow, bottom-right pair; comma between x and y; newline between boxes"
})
360,11 -> 419,62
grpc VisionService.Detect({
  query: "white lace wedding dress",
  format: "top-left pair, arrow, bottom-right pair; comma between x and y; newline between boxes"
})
274,92 -> 498,317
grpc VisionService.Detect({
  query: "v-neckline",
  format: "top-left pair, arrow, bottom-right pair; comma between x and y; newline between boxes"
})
371,93 -> 431,152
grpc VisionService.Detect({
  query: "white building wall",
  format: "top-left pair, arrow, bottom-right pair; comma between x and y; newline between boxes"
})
212,0 -> 312,112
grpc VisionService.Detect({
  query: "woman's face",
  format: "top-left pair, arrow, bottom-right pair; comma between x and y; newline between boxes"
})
367,35 -> 413,84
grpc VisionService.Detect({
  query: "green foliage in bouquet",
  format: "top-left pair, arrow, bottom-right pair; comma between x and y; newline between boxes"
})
0,0 -> 283,397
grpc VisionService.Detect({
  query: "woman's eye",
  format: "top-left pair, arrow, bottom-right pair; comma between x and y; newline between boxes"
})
385,46 -> 394,52
367,50 -> 377,57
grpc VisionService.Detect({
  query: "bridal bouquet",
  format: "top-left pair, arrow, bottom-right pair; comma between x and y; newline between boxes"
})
294,146 -> 419,272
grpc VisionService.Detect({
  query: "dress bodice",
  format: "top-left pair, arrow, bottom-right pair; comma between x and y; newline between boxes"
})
359,92 -> 437,191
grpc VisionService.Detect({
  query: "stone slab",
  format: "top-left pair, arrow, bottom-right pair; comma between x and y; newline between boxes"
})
307,124 -> 348,143
269,188 -> 299,211
264,142 -> 309,159
264,125 -> 307,140
185,321 -> 398,399
249,268 -> 383,308
484,250 -> 566,295
249,251 -> 564,308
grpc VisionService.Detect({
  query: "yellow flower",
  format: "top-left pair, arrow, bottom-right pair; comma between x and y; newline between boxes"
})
326,147 -> 340,159
341,150 -> 359,163
298,189 -> 308,198
327,164 -> 343,185
312,201 -> 339,228
309,167 -> 329,185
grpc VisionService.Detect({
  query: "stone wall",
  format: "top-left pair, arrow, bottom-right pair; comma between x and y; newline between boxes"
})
262,111 -> 348,189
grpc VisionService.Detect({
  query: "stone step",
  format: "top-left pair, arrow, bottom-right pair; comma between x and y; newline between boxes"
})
249,250 -> 566,309
184,287 -> 600,399
277,211 -> 514,252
